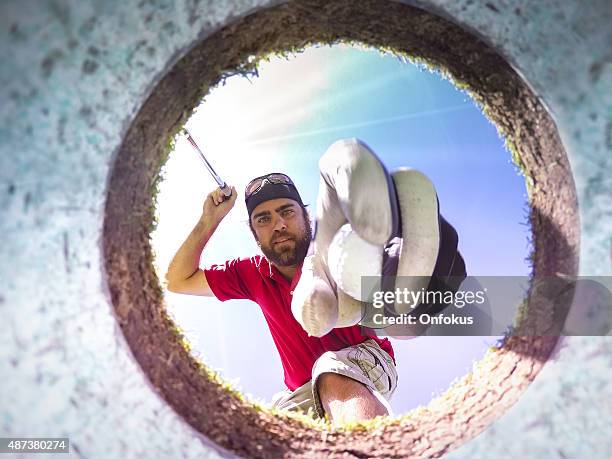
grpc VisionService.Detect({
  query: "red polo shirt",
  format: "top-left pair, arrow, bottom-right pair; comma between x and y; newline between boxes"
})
203,255 -> 395,391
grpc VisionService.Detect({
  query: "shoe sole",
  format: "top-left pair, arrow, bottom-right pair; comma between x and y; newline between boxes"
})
318,138 -> 398,247
392,168 -> 441,314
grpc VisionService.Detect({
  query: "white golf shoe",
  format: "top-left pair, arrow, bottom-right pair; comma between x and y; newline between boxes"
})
391,168 -> 441,314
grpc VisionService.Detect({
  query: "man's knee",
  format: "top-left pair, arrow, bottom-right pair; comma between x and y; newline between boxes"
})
316,372 -> 390,419
317,372 -> 369,401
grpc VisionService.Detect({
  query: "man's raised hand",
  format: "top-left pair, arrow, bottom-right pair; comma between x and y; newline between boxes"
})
202,185 -> 237,223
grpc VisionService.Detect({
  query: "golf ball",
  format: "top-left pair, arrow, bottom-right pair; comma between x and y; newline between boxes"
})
328,223 -> 383,301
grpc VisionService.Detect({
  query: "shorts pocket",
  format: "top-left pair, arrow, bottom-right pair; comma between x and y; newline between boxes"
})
362,341 -> 398,397
346,345 -> 391,396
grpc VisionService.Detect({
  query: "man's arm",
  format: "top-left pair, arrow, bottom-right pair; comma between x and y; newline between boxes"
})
165,185 -> 237,296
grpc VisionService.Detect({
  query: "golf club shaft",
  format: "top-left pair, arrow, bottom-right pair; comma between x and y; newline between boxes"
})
182,128 -> 232,197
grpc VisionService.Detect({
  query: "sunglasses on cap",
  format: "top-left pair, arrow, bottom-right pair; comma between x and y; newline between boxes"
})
245,173 -> 295,199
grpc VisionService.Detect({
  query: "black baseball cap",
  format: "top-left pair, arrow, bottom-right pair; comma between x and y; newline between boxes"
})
245,173 -> 304,218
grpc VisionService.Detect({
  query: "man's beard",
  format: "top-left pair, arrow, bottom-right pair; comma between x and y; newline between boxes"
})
260,226 -> 312,267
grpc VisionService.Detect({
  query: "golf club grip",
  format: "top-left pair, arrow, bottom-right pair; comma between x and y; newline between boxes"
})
220,184 -> 232,197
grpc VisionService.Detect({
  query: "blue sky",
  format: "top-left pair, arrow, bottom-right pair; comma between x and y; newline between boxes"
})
151,44 -> 530,414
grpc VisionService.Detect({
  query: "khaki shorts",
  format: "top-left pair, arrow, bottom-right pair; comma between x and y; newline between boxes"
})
270,339 -> 398,419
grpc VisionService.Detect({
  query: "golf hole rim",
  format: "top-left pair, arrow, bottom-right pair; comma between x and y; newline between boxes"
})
102,1 -> 579,457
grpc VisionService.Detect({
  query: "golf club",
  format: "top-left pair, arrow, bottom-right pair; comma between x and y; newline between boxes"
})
182,128 -> 232,198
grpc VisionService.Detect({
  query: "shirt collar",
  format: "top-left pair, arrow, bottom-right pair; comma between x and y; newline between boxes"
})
255,255 -> 302,289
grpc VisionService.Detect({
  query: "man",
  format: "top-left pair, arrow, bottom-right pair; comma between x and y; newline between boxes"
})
164,164 -> 398,425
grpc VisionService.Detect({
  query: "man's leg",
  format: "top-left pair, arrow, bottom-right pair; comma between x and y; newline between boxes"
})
316,372 -> 388,425
310,340 -> 398,425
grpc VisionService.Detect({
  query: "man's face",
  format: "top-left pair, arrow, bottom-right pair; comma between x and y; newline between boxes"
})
250,198 -> 311,266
